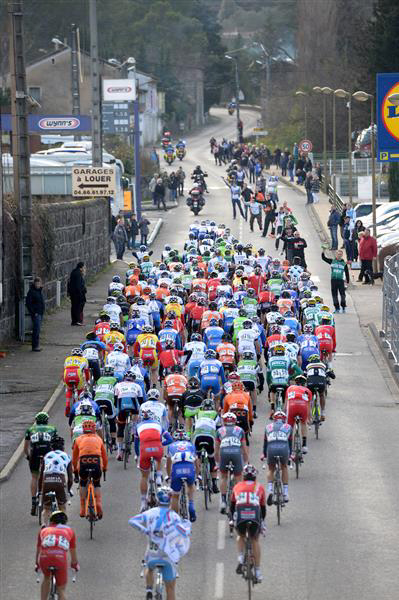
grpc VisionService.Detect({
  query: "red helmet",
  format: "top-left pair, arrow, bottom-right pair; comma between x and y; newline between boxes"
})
272,410 -> 286,422
222,412 -> 237,425
82,419 -> 96,434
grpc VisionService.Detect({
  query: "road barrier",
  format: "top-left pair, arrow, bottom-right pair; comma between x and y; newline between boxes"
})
381,252 -> 399,371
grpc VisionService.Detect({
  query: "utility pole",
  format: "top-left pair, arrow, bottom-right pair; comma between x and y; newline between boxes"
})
130,61 -> 142,221
89,0 -> 102,166
8,0 -> 33,341
70,23 -> 80,140
234,60 -> 241,143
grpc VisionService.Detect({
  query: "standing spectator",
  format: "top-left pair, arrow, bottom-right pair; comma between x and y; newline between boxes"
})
327,206 -> 341,250
287,155 -> 295,182
149,173 -> 157,205
273,206 -> 285,245
280,226 -> 296,262
262,195 -> 277,238
248,196 -> 263,232
280,152 -> 288,176
213,143 -> 220,166
235,166 -> 245,189
26,277 -> 45,351
154,178 -> 166,211
311,175 -> 320,203
358,228 -> 377,284
113,218 -> 128,260
293,142 -> 299,161
176,166 -> 185,196
130,214 -> 139,250
304,172 -> 313,204
343,216 -> 355,263
150,146 -> 160,170
168,172 -> 179,201
353,219 -> 365,261
304,156 -> 313,172
67,262 -> 86,326
292,231 -> 307,267
248,156 -> 256,183
321,249 -> 350,313
139,215 -> 151,246
315,162 -> 322,180
125,217 -> 132,249
229,182 -> 245,219
241,183 -> 253,221
255,160 -> 262,182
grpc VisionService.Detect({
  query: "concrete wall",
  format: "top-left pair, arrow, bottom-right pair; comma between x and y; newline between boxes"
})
0,197 -> 110,343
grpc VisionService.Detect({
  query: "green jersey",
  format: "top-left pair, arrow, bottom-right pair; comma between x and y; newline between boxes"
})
25,424 -> 57,452
181,274 -> 194,290
232,316 -> 247,343
331,259 -> 346,281
315,311 -> 335,326
242,297 -> 258,317
193,409 -> 218,440
303,306 -> 320,325
237,359 -> 259,384
267,355 -> 291,386
95,376 -> 117,404
268,278 -> 284,296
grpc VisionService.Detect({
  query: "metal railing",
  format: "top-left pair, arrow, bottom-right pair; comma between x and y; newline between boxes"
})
327,183 -> 345,213
381,252 -> 399,368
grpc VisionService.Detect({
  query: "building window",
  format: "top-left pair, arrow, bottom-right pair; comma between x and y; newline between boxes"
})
28,86 -> 41,102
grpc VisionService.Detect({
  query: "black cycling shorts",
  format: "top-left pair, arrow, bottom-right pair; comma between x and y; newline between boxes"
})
79,455 -> 102,488
236,504 -> 261,537
242,381 -> 255,392
307,377 -> 326,393
29,445 -> 52,473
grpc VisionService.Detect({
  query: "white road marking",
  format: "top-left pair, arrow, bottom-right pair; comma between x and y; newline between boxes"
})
215,562 -> 224,599
312,275 -> 320,282
217,519 -> 226,550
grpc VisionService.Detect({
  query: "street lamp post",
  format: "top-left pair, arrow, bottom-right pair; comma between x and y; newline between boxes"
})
353,91 -> 376,238
335,89 -> 352,205
321,87 -> 335,202
295,90 -> 308,139
225,54 -> 241,143
313,86 -> 328,193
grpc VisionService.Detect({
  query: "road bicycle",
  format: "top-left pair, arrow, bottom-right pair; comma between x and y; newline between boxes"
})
85,469 -> 99,540
199,447 -> 212,510
292,415 -> 303,479
147,457 -> 158,509
35,457 -> 44,525
100,407 -> 113,455
241,529 -> 257,599
36,566 -> 76,599
141,559 -> 165,600
226,461 -> 235,537
274,386 -> 285,411
179,477 -> 189,520
311,390 -> 322,439
123,410 -> 135,470
273,456 -> 285,526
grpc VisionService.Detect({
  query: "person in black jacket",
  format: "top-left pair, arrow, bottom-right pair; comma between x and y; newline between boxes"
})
26,277 -> 45,351
292,231 -> 308,268
67,262 -> 87,326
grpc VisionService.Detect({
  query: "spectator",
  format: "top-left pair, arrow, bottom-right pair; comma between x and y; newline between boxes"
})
315,162 -> 322,180
67,262 -> 86,326
293,142 -> 299,161
339,203 -> 348,244
343,216 -> 355,263
280,226 -> 296,262
149,173 -> 158,205
280,152 -> 288,177
130,214 -> 139,249
241,183 -> 253,221
327,206 -> 341,250
139,215 -> 151,246
296,167 -> 306,185
304,172 -> 313,204
150,146 -> 160,170
321,249 -> 350,313
229,182 -> 245,220
26,277 -> 45,351
168,172 -> 179,201
248,156 -> 256,183
113,218 -> 128,260
273,206 -> 285,245
292,231 -> 308,267
304,156 -> 313,172
353,219 -> 365,261
311,175 -> 321,203
262,195 -> 277,238
154,178 -> 166,211
248,196 -> 263,232
358,228 -> 377,284
125,217 -> 132,249
287,155 -> 295,182
176,166 -> 185,196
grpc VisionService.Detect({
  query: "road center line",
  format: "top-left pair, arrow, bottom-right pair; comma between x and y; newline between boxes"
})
217,519 -> 226,550
214,562 -> 224,599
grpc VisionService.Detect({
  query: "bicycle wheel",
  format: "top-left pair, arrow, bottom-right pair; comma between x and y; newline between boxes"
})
246,535 -> 252,600
37,493 -> 42,526
123,421 -> 131,470
202,458 -> 208,510
275,479 -> 282,526
294,430 -> 301,480
180,483 -> 188,520
206,461 -> 212,505
155,568 -> 164,599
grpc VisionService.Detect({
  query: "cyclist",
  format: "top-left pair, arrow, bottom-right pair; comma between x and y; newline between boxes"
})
24,412 -> 57,516
263,410 -> 291,503
129,487 -> 191,600
38,436 -> 72,526
184,332 -> 207,379
94,366 -> 118,449
235,319 -> 260,359
133,325 -> 163,386
68,394 -> 101,444
237,350 -> 262,417
298,324 -> 320,369
182,376 -> 206,435
163,365 -> 188,424
203,317 -> 225,350
192,398 -> 220,494
72,419 -> 108,518
216,333 -> 237,374
36,510 -> 79,600
223,375 -> 253,437
198,349 -> 226,409
216,412 -> 248,514
63,347 -> 89,416
306,354 -> 328,420
105,341 -> 131,381
266,344 -> 296,416
315,315 -> 336,375
285,375 -> 311,454
230,464 -> 266,583
103,321 -> 126,354
136,408 -> 173,512
114,372 -> 144,461
167,427 -> 197,522
140,388 -> 169,431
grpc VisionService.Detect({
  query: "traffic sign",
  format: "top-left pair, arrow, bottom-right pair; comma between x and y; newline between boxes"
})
299,139 -> 313,153
72,166 -> 116,197
253,128 -> 268,135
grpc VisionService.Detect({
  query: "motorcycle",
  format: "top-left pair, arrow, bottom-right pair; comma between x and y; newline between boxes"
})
191,172 -> 208,195
228,107 -> 234,115
176,147 -> 186,160
161,136 -> 171,150
186,189 -> 205,216
164,152 -> 175,165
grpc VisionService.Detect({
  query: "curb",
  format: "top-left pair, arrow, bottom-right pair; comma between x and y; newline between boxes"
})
0,379 -> 64,483
148,218 -> 163,246
141,201 -> 178,212
368,322 -> 399,390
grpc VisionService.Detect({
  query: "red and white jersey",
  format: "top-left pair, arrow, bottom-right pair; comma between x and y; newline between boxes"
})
315,325 -> 336,352
232,481 -> 266,506
137,419 -> 162,442
37,525 -> 76,554
285,385 -> 311,405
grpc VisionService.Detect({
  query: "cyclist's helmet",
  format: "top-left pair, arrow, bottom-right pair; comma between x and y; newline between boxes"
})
35,411 -> 49,425
190,333 -> 202,342
308,354 -> 320,363
113,342 -> 124,352
222,412 -> 237,425
321,316 -> 332,325
295,375 -> 307,385
71,347 -> 83,357
147,388 -> 160,401
51,436 -> 65,451
243,464 -> 258,481
238,308 -> 247,318
273,345 -> 286,356
173,427 -> 189,441
247,288 -> 256,298
222,333 -> 232,342
82,420 -> 96,434
242,350 -> 255,360
171,364 -> 183,374
276,316 -> 285,326
281,290 -> 291,299
110,321 -> 120,330
201,398 -> 215,411
286,332 -> 296,342
303,324 -> 314,334
124,372 -> 136,381
273,410 -> 287,422
209,318 -> 218,327
142,325 -> 154,333
188,376 -> 200,388
270,304 -> 279,312
303,290 -> 312,298
79,390 -> 93,401
270,324 -> 281,335
107,296 -> 116,304
314,295 -> 323,304
79,401 -> 94,417
307,298 -> 316,306
112,275 -> 121,283
205,349 -> 216,359
49,511 -> 68,525
321,305 -> 330,312
243,319 -> 252,329
157,486 -> 172,506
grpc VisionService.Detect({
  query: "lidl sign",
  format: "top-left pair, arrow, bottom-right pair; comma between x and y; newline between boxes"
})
377,73 -> 399,162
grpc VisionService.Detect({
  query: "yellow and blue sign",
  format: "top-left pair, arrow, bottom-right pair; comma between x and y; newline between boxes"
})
377,73 -> 399,162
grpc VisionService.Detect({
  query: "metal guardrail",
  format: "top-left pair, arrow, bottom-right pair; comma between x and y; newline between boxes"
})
381,252 -> 399,369
327,183 -> 345,213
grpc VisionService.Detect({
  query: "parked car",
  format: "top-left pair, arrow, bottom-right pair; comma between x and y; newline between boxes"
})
352,202 -> 383,221
362,201 -> 399,228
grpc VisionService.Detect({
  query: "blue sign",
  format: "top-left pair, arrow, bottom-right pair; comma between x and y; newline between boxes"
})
0,114 -> 92,133
377,72 -> 399,162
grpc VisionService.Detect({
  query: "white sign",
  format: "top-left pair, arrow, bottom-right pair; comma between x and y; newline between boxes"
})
72,166 -> 116,197
253,128 -> 268,135
358,175 -> 372,200
102,79 -> 136,102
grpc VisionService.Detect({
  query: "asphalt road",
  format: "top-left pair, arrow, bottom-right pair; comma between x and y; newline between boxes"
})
1,107 -> 398,600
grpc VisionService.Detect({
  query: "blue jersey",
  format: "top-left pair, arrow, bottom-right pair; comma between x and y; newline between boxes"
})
126,318 -> 146,345
167,440 -> 196,463
284,317 -> 301,336
255,323 -> 267,347
203,325 -> 224,350
159,327 -> 181,350
199,358 -> 226,384
298,334 -> 319,354
233,291 -> 247,307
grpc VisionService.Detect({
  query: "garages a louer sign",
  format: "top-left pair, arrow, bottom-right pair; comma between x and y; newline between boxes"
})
102,79 -> 136,102
72,167 -> 116,197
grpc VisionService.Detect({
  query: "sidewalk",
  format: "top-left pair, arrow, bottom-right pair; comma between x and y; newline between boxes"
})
0,217 -> 162,475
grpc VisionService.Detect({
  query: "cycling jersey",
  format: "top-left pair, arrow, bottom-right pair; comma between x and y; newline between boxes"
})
267,355 -> 292,387
164,374 -> 188,397
37,524 -> 76,587
106,350 -> 131,379
72,433 -> 108,471
133,334 -> 162,367
115,380 -> 143,414
42,450 -> 71,475
159,327 -> 181,350
203,325 -> 224,350
140,400 -> 168,430
216,342 -> 236,365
